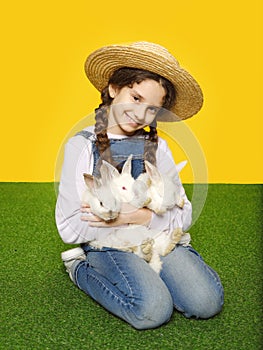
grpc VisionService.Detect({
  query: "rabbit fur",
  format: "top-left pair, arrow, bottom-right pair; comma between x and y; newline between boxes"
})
99,155 -> 151,208
135,160 -> 187,214
82,155 -> 145,222
82,173 -> 121,222
89,225 -> 184,274
86,155 -> 187,274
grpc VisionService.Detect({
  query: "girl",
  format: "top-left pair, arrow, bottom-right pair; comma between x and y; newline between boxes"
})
55,41 -> 224,330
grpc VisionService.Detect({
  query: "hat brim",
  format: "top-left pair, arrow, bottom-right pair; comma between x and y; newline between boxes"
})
85,44 -> 203,121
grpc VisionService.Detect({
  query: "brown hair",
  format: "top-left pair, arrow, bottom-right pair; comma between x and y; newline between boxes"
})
94,67 -> 176,169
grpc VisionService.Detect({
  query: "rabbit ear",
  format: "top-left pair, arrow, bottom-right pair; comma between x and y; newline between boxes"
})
99,162 -> 110,183
176,160 -> 187,173
84,173 -> 102,190
121,154 -> 133,175
144,160 -> 162,182
100,160 -> 120,181
93,175 -> 102,189
83,173 -> 94,189
166,161 -> 187,180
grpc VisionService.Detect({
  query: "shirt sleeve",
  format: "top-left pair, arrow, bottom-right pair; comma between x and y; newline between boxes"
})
55,135 -> 102,244
148,137 -> 192,234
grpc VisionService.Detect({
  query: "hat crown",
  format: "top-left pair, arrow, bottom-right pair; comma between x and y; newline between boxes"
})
129,41 -> 179,66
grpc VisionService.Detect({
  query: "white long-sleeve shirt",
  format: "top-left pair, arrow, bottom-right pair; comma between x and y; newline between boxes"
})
55,126 -> 192,244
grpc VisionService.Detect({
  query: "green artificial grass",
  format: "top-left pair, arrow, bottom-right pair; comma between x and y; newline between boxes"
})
0,183 -> 262,350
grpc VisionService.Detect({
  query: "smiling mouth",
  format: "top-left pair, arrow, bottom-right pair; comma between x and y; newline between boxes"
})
125,112 -> 141,125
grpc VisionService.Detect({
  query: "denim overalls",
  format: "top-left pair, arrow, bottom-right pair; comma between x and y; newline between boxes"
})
73,130 -> 224,329
76,129 -> 146,179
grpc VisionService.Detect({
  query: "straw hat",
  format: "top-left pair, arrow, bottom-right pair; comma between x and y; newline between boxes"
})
84,41 -> 203,121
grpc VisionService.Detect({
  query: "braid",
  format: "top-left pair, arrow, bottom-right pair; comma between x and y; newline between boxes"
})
143,121 -> 158,167
94,105 -> 109,155
94,88 -> 115,165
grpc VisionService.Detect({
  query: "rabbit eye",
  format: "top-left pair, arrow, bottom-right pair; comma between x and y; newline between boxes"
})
100,201 -> 103,206
122,186 -> 127,190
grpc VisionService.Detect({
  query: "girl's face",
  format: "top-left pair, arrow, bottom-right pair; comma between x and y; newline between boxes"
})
107,79 -> 166,135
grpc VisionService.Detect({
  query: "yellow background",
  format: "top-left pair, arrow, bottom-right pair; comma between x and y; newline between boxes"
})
0,0 -> 262,183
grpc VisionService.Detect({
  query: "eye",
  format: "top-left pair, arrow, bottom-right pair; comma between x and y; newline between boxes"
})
132,95 -> 140,102
99,201 -> 103,206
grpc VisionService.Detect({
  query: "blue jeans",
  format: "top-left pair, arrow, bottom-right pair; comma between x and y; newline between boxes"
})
73,245 -> 224,329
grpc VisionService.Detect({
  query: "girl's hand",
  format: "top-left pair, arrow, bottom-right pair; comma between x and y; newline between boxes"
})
80,203 -> 152,227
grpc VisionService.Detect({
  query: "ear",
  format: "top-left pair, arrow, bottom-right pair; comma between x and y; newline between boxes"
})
100,160 -> 120,180
176,160 -> 187,173
108,84 -> 118,99
144,160 -> 162,182
121,154 -> 133,175
93,175 -> 102,189
83,173 -> 94,189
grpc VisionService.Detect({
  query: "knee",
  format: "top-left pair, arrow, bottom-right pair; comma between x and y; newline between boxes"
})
183,284 -> 224,319
171,246 -> 224,319
203,286 -> 224,318
129,289 -> 174,330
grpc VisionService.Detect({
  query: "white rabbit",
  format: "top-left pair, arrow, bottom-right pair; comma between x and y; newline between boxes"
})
82,155 -> 150,222
82,173 -> 121,222
135,160 -> 187,214
89,226 -> 184,274
87,155 -> 188,274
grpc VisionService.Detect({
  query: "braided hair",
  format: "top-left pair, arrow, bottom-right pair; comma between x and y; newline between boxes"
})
94,67 -> 176,169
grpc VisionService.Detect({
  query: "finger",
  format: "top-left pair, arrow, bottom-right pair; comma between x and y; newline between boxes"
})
81,214 -> 103,222
80,215 -> 90,221
80,215 -> 100,222
80,207 -> 91,213
88,221 -> 109,227
81,203 -> 90,208
88,218 -> 121,227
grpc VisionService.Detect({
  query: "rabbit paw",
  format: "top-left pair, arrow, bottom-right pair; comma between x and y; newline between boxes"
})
141,239 -> 153,261
162,228 -> 184,256
177,198 -> 185,208
172,227 -> 183,243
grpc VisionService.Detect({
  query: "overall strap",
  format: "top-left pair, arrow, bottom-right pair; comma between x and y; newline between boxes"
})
75,130 -> 145,179
75,130 -> 95,140
75,130 -> 100,176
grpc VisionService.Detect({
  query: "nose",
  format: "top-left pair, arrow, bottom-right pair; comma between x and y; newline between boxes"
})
133,104 -> 147,121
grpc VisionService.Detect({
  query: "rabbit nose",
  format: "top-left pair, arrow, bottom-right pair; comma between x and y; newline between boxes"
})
109,210 -> 117,219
